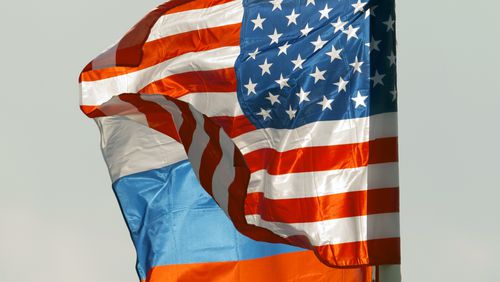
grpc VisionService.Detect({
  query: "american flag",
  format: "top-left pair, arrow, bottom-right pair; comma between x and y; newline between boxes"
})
80,0 -> 400,268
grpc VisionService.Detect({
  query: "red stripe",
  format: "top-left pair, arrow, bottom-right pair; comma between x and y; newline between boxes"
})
80,105 -> 105,117
198,119 -> 224,195
81,24 -> 240,82
143,251 -> 372,282
82,102 -> 254,139
312,238 -> 401,267
226,142 -> 290,246
118,95 -> 180,141
115,0 -> 194,68
244,137 -> 399,174
211,115 -> 257,138
139,68 -> 237,97
169,99 -> 197,152
244,188 -> 399,223
80,96 -> 147,118
163,0 -> 235,15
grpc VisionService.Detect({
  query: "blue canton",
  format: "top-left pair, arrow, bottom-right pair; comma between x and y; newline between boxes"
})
235,0 -> 397,129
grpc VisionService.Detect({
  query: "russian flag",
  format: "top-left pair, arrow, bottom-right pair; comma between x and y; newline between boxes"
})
99,117 -> 372,281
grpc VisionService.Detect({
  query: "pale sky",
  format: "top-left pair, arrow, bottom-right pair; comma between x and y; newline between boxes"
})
1,1 -> 499,281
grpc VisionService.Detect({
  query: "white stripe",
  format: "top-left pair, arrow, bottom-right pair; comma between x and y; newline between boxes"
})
81,46 -> 240,105
211,129 -> 236,214
187,107 -> 210,178
246,213 -> 400,246
147,0 -> 243,42
178,92 -> 243,117
248,162 -> 399,199
234,112 -> 398,155
97,116 -> 187,182
92,96 -> 148,123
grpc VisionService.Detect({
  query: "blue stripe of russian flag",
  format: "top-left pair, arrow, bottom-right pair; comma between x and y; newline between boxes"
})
113,160 -> 303,280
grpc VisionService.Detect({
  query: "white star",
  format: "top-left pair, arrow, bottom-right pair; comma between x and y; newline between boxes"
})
251,14 -> 266,30
275,74 -> 290,89
365,9 -> 371,18
268,29 -> 282,45
334,77 -> 349,93
319,4 -> 333,20
248,48 -> 260,60
310,67 -> 326,83
352,0 -> 367,14
326,46 -> 342,62
365,5 -> 378,18
286,105 -> 297,120
368,36 -> 381,52
291,54 -> 306,71
370,70 -> 385,87
351,91 -> 368,108
296,87 -> 311,104
383,15 -> 395,32
306,0 -> 315,6
259,58 -> 273,75
300,23 -> 314,37
331,17 -> 347,33
286,9 -> 300,26
390,88 -> 398,102
270,0 -> 283,11
266,92 -> 281,105
387,51 -> 397,66
318,96 -> 334,111
311,35 -> 327,52
278,41 -> 291,56
244,78 -> 257,95
257,108 -> 272,120
343,25 -> 359,40
350,56 -> 364,73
